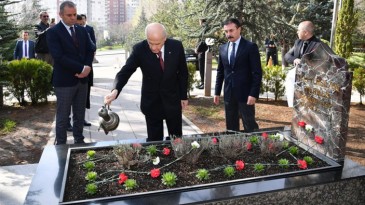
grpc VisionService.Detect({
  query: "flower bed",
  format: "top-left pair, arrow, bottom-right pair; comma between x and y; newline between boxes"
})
60,131 -> 340,204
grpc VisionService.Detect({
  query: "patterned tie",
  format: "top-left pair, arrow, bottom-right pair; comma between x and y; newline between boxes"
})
70,26 -> 78,47
157,51 -> 164,71
24,41 -> 28,58
230,42 -> 236,67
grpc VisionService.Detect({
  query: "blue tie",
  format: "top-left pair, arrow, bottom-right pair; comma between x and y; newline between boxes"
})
230,42 -> 236,67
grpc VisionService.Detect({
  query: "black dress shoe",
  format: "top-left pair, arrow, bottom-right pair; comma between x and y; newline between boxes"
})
84,120 -> 91,126
67,125 -> 73,132
197,84 -> 204,89
74,139 -> 85,144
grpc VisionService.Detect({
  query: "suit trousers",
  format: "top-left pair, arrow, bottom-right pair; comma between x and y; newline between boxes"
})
145,113 -> 182,142
198,53 -> 205,84
224,94 -> 259,132
54,81 -> 88,144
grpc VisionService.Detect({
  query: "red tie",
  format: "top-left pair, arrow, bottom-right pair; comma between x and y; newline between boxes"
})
157,51 -> 164,71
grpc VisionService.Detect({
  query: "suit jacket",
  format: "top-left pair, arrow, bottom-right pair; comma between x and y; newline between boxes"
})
47,22 -> 95,87
284,36 -> 322,64
14,40 -> 36,59
215,37 -> 262,103
113,38 -> 188,118
84,25 -> 96,86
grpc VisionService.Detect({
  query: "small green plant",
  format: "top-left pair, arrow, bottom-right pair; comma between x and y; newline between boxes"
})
196,169 -> 210,181
303,156 -> 314,165
146,145 -> 158,156
289,146 -> 299,155
249,136 -> 259,145
224,166 -> 235,177
83,161 -> 95,171
85,183 -> 97,195
278,159 -> 290,168
124,179 -> 138,190
162,172 -> 178,187
0,119 -> 16,133
85,171 -> 97,181
282,141 -> 289,149
254,163 -> 265,172
86,150 -> 96,159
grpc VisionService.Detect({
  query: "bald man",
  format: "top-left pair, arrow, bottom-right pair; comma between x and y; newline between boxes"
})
104,23 -> 188,141
284,21 -> 322,66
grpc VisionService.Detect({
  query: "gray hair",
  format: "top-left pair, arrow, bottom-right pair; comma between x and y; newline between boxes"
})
60,1 -> 76,14
145,23 -> 167,38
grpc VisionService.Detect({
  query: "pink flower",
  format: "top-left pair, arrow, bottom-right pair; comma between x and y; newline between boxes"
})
132,143 -> 142,148
163,147 -> 171,155
298,121 -> 306,128
212,137 -> 218,144
235,160 -> 245,170
173,138 -> 182,144
268,143 -> 274,151
246,142 -> 252,151
150,168 -> 160,178
315,136 -> 324,144
118,173 -> 128,184
262,132 -> 268,140
297,160 -> 307,169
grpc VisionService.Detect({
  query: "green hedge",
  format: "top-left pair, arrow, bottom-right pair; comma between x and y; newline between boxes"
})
6,59 -> 53,105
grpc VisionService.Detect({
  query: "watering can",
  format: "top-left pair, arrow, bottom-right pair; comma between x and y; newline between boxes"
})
98,105 -> 119,135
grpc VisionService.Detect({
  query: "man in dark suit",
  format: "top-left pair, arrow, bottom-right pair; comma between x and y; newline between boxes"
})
35,11 -> 53,65
284,21 -> 322,66
195,19 -> 209,89
214,18 -> 262,132
14,31 -> 35,59
104,23 -> 188,142
47,1 -> 95,145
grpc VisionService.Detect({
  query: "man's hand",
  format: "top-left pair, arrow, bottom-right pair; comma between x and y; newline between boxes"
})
293,58 -> 301,66
247,96 -> 256,105
75,66 -> 91,78
213,95 -> 220,105
181,100 -> 188,109
104,89 -> 118,105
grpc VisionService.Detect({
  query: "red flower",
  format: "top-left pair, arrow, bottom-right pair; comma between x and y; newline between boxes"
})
315,136 -> 324,144
118,173 -> 128,184
262,132 -> 268,140
268,143 -> 274,151
235,160 -> 245,170
150,168 -> 160,178
212,137 -> 218,144
297,160 -> 307,169
246,142 -> 252,151
298,121 -> 306,127
163,147 -> 171,155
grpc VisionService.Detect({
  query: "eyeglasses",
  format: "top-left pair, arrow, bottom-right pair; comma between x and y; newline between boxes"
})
42,15 -> 49,18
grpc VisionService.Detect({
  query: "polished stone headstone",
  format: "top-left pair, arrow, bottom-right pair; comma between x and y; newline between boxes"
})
291,42 -> 352,162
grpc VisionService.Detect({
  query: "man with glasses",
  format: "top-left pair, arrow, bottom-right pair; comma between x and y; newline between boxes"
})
35,11 -> 53,65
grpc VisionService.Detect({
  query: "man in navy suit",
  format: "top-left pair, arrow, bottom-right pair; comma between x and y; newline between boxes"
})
14,31 -> 35,60
47,1 -> 95,145
284,21 -> 322,66
214,18 -> 262,132
104,23 -> 188,142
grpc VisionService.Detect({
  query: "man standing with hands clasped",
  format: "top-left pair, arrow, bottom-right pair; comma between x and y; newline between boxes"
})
214,18 -> 262,132
104,23 -> 188,142
47,1 -> 95,145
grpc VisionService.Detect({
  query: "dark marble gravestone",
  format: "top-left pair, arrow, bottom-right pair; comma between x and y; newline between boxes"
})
291,42 -> 352,162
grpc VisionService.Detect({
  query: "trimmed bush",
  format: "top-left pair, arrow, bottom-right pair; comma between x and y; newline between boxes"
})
187,62 -> 197,98
6,59 -> 53,105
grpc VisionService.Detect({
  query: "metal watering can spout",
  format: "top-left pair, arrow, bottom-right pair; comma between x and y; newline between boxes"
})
98,104 -> 119,135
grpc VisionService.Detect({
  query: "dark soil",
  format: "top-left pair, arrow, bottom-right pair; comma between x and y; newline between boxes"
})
0,102 -> 56,166
64,136 -> 330,202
